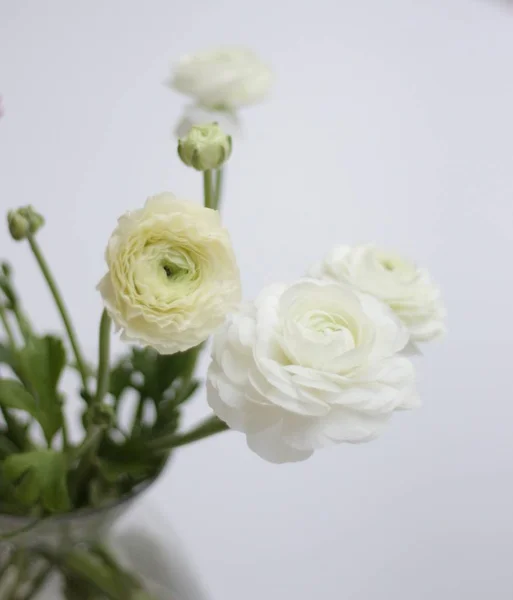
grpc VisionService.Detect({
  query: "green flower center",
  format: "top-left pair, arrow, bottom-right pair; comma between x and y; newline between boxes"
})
381,259 -> 396,271
162,261 -> 189,281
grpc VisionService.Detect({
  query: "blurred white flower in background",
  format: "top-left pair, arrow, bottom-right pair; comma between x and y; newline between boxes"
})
174,104 -> 240,139
168,47 -> 272,137
207,279 -> 419,464
169,47 -> 272,109
310,245 -> 446,344
98,193 -> 241,354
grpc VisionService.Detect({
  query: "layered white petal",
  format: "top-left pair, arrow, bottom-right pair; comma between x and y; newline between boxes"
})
310,244 -> 446,343
98,193 -> 241,354
207,279 -> 419,463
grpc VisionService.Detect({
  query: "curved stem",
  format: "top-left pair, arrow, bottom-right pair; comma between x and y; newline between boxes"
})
95,310 -> 111,406
149,415 -> 229,451
203,170 -> 213,209
27,236 -> 89,394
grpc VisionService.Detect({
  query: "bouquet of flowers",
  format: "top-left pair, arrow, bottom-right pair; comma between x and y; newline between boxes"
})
0,47 -> 446,599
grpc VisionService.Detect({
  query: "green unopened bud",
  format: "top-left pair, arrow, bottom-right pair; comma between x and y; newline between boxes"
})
7,211 -> 30,240
178,123 -> 232,171
7,206 -> 45,241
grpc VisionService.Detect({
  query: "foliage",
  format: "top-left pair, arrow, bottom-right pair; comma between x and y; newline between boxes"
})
0,266 -> 203,518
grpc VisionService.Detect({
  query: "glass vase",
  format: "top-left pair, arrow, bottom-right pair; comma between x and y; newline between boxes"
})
0,484 -> 207,600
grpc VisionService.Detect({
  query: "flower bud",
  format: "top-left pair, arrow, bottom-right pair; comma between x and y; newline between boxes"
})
177,123 -> 232,171
7,206 -> 45,241
7,211 -> 30,240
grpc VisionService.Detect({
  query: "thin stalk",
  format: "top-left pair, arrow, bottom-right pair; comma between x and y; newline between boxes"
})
94,310 -> 111,406
149,415 -> 228,451
130,395 -> 146,435
27,236 -> 89,394
2,550 -> 27,600
214,168 -> 224,210
203,170 -> 214,209
11,304 -> 32,343
61,414 -> 70,452
18,563 -> 53,600
70,426 -> 103,504
0,271 -> 33,342
34,547 -> 120,600
0,304 -> 17,350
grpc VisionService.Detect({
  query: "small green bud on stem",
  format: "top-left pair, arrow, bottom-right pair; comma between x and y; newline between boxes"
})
7,206 -> 45,241
178,122 -> 232,171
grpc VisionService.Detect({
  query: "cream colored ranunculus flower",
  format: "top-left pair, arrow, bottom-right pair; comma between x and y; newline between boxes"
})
310,245 -> 446,343
97,193 -> 241,354
169,47 -> 272,109
207,279 -> 418,464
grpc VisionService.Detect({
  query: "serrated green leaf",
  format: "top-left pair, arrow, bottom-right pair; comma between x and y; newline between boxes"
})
19,335 -> 66,443
3,450 -> 71,512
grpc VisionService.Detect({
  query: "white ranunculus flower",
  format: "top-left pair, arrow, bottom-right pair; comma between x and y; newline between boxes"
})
98,193 -> 241,354
207,279 -> 419,464
169,47 -> 272,109
310,245 -> 446,343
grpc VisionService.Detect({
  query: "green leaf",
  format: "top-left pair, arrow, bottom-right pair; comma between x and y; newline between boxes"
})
0,379 -> 31,450
131,345 -> 201,402
19,335 -> 66,443
0,342 -> 24,380
0,432 -> 18,458
97,457 -> 157,483
3,450 -> 71,512
108,356 -> 133,400
0,379 -> 38,415
0,343 -> 16,367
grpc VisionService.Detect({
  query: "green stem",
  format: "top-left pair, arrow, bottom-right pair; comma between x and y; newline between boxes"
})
203,170 -> 214,209
70,426 -> 103,464
149,415 -> 228,451
27,236 -> 89,395
130,395 -> 146,435
0,304 -> 17,349
0,270 -> 33,342
11,305 -> 32,343
61,414 -> 70,452
34,547 -> 121,600
70,426 -> 103,504
2,550 -> 27,600
214,168 -> 224,210
95,310 -> 111,406
19,563 -> 53,600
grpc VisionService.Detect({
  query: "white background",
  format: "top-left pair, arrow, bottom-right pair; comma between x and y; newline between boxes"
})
1,0 -> 513,599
